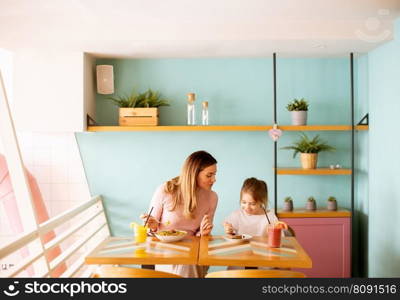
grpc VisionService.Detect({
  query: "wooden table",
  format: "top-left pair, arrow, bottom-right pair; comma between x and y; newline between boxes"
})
198,236 -> 312,269
85,236 -> 200,265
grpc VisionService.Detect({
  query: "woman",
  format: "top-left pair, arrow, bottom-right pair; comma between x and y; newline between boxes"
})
140,150 -> 218,277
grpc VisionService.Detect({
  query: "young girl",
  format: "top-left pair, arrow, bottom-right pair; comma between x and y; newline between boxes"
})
224,177 -> 278,237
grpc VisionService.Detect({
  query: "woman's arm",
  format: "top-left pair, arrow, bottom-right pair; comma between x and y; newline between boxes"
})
140,184 -> 165,231
197,192 -> 218,236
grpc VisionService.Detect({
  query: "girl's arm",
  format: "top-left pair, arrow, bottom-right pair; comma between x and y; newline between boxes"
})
223,210 -> 239,234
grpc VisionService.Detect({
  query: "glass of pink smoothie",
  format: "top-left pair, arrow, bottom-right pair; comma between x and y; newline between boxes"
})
267,225 -> 282,248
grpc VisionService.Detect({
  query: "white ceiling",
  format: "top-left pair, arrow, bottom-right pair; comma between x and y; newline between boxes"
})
0,0 -> 399,58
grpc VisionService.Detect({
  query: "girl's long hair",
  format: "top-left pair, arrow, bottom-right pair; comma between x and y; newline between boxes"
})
240,177 -> 268,208
165,151 -> 217,219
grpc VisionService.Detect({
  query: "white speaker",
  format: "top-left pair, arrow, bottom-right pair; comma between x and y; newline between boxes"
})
96,65 -> 114,94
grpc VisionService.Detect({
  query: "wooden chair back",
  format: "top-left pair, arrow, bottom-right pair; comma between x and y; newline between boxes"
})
92,266 -> 183,278
205,269 -> 306,278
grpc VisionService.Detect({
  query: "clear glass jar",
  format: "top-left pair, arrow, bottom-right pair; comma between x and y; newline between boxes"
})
202,101 -> 209,125
187,93 -> 196,125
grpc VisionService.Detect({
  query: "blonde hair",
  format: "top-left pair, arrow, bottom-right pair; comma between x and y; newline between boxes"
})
240,177 -> 268,208
165,151 -> 217,219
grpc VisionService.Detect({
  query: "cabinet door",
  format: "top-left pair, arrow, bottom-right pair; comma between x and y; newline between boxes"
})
281,217 -> 351,278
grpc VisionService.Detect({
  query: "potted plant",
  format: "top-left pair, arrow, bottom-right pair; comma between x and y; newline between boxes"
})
286,98 -> 309,125
327,196 -> 338,211
281,133 -> 336,169
306,196 -> 317,211
283,197 -> 293,212
107,89 -> 170,126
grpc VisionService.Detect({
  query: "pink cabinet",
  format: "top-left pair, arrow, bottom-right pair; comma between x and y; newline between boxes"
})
280,213 -> 351,278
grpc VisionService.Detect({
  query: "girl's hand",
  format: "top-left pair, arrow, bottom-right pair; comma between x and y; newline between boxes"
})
223,222 -> 235,235
139,214 -> 158,231
200,214 -> 213,236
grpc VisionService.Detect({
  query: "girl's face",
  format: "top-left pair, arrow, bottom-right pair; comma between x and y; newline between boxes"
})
197,164 -> 217,190
241,192 -> 263,215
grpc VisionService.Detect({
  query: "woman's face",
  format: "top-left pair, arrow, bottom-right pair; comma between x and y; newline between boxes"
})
196,164 -> 217,190
241,192 -> 263,215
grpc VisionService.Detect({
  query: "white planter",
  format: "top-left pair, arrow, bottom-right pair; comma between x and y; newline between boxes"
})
291,111 -> 307,125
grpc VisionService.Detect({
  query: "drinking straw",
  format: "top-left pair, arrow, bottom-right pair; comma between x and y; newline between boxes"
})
144,207 -> 154,227
262,207 -> 271,225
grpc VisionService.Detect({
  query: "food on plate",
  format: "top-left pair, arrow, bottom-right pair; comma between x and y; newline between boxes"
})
156,229 -> 186,236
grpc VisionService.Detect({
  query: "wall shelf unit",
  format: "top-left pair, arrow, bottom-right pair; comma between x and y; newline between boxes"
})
87,125 -> 368,132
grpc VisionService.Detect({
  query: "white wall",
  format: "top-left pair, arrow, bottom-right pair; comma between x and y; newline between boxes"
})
13,50 -> 84,132
0,48 -> 13,103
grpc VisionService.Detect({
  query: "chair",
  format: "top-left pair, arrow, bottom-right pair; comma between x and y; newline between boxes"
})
205,269 -> 306,278
92,266 -> 183,278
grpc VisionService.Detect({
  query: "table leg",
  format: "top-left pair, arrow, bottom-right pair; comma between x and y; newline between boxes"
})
141,265 -> 155,270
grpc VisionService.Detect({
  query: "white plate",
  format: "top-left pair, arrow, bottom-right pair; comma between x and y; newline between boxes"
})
154,230 -> 187,243
223,234 -> 253,242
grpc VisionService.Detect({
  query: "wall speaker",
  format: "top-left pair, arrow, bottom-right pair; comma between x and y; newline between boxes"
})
96,65 -> 114,94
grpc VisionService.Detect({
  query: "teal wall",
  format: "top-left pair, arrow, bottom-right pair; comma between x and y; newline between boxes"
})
76,57 -> 364,271
77,58 -> 360,235
367,18 -> 400,277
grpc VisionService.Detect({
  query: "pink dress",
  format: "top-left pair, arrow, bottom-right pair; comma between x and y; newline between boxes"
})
149,183 -> 218,277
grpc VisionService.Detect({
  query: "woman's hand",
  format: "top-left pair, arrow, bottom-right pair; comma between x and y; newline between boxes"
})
139,214 -> 158,231
223,222 -> 235,235
200,214 -> 213,236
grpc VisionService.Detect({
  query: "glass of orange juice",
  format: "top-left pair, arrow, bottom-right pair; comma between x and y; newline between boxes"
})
131,223 -> 148,244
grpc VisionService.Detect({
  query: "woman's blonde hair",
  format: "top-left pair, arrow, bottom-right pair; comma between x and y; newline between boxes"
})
165,151 -> 217,219
240,177 -> 268,208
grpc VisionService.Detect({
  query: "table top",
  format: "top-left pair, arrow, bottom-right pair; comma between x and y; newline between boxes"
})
85,236 -> 200,265
198,236 -> 312,268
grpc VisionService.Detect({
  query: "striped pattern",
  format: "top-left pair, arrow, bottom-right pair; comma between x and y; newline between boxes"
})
208,237 -> 297,258
96,238 -> 190,257
198,236 -> 312,268
85,236 -> 200,265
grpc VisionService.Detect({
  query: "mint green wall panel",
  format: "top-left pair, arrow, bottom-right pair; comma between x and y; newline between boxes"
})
367,18 -> 400,277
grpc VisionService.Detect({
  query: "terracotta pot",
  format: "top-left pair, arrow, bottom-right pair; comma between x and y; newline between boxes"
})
283,201 -> 293,212
300,153 -> 318,169
327,200 -> 337,211
291,111 -> 307,125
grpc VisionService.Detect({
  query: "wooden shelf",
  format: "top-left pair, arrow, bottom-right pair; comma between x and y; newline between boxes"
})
280,125 -> 368,131
87,125 -> 270,132
87,125 -> 369,132
276,168 -> 352,175
277,209 -> 351,218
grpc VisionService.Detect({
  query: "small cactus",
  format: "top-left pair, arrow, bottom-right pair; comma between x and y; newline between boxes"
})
328,196 -> 337,202
307,196 -> 316,202
284,196 -> 293,202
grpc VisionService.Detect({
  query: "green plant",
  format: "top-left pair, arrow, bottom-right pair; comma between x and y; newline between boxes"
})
284,197 -> 293,202
307,196 -> 316,202
281,133 -> 336,158
328,196 -> 337,202
286,98 -> 309,111
107,88 -> 170,108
